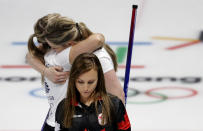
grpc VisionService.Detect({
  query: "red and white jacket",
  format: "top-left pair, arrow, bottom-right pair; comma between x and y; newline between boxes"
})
55,95 -> 131,131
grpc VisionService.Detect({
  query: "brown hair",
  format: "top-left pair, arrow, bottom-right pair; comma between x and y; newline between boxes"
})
63,53 -> 113,127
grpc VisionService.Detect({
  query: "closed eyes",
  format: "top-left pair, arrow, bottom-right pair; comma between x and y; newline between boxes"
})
77,80 -> 95,84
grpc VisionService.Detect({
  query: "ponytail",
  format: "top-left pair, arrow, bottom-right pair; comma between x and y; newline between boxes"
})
76,22 -> 93,41
28,34 -> 37,55
27,34 -> 46,64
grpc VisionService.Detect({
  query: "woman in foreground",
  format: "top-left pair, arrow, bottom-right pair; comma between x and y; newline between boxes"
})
55,53 -> 131,131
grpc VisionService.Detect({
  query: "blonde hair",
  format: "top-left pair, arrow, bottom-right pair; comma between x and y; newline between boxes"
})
28,13 -> 118,71
28,13 -> 92,64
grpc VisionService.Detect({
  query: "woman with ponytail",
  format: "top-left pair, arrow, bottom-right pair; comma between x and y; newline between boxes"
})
26,13 -> 124,130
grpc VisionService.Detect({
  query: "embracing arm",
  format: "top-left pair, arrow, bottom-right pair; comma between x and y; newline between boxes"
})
26,53 -> 69,84
69,33 -> 105,64
26,53 -> 46,75
26,33 -> 104,83
104,70 -> 125,104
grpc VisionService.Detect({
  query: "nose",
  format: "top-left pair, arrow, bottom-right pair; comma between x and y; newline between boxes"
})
83,84 -> 89,91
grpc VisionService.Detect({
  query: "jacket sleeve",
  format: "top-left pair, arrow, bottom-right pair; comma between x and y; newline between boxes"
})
55,99 -> 65,131
116,99 -> 131,131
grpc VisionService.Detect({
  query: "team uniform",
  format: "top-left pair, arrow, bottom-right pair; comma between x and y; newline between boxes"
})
42,47 -> 114,130
43,47 -> 72,130
93,47 -> 114,73
55,95 -> 131,131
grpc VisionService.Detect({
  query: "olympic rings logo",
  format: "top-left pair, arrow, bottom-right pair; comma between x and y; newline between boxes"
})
127,87 -> 198,104
29,86 -> 198,104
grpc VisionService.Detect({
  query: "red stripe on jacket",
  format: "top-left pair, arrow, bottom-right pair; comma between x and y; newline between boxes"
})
101,128 -> 105,131
117,111 -> 131,130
